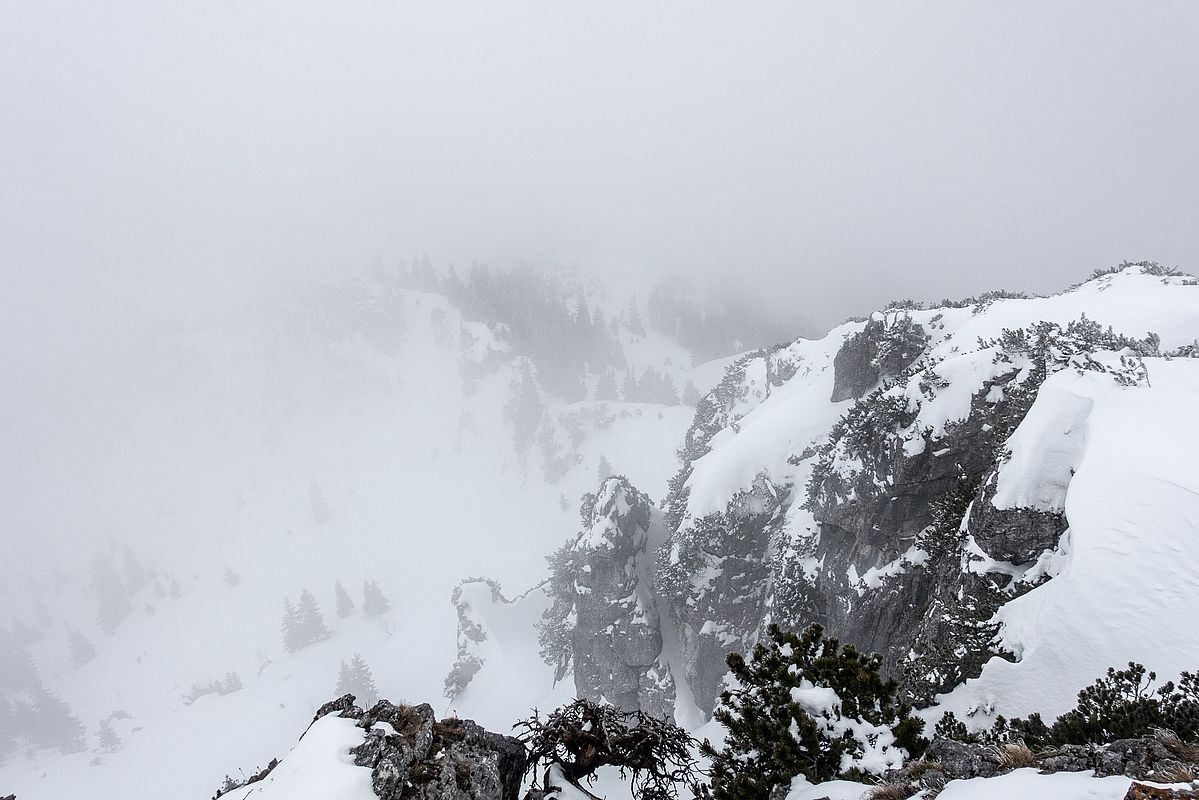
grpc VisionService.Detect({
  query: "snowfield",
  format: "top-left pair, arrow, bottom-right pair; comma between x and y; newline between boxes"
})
934,357 -> 1199,724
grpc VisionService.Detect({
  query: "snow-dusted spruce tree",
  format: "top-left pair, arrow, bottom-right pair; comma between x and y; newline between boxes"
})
362,579 -> 391,617
9,617 -> 40,646
504,362 -> 544,452
309,478 -> 331,525
90,552 -> 132,634
702,624 -> 926,799
334,579 -> 355,618
0,696 -> 15,762
281,592 -> 329,653
121,546 -> 149,593
296,589 -> 330,644
627,295 -> 646,337
595,369 -> 620,401
26,683 -> 87,753
621,370 -> 639,402
280,598 -> 302,654
98,718 -> 120,752
335,653 -> 378,707
33,598 -> 51,628
67,627 -> 96,666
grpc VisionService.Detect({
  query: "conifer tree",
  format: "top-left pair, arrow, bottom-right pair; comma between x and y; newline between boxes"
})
661,372 -> 680,405
627,295 -> 646,336
90,552 -> 132,634
597,455 -> 613,482
296,589 -> 330,647
122,546 -> 149,593
67,628 -> 96,666
682,380 -> 702,407
9,617 -> 39,646
504,362 -> 543,451
281,598 -> 302,654
224,566 -> 242,588
309,479 -> 332,525
594,369 -> 619,401
334,579 -> 355,618
33,598 -> 51,628
0,696 -> 15,762
362,580 -> 391,617
703,624 -> 925,797
27,683 -> 86,753
621,370 -> 639,402
98,718 -> 120,752
336,653 -> 379,707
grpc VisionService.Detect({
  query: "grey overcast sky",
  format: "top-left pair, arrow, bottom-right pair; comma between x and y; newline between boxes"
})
2,1 -> 1198,343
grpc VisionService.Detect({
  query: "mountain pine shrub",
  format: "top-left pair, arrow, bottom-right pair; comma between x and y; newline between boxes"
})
937,662 -> 1199,749
702,624 -> 926,799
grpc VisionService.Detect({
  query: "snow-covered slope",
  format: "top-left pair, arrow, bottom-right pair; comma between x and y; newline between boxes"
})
0,272 -> 719,799
559,263 -> 1199,728
934,357 -> 1199,723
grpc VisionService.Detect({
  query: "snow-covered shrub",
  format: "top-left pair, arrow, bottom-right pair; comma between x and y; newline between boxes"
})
938,663 -> 1199,749
184,672 -> 242,705
702,624 -> 926,799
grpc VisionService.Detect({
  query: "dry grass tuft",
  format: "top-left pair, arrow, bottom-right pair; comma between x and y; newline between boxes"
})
904,758 -> 947,780
1150,759 -> 1197,784
1154,728 -> 1199,764
867,782 -> 916,800
984,741 -> 1037,769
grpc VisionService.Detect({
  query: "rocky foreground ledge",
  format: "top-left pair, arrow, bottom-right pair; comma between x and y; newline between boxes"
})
207,694 -> 1199,800
855,731 -> 1199,800
215,694 -> 526,800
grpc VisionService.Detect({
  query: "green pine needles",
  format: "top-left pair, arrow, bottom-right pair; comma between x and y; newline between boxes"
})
701,624 -> 926,799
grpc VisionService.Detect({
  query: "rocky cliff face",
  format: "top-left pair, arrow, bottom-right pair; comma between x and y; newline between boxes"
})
540,264 -> 1197,719
538,477 -> 674,718
828,311 -> 927,402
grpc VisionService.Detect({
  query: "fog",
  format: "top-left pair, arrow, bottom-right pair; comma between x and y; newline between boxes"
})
3,0 -> 1198,624
1,5 -> 1198,795
5,2 -> 1198,346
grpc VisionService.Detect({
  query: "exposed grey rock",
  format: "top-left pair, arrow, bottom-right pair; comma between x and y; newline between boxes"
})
829,312 -> 926,402
539,477 -> 675,717
921,735 -> 1189,782
551,298 -> 1161,723
313,694 -> 527,800
661,475 -> 784,713
923,738 -> 1017,780
444,578 -> 505,701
